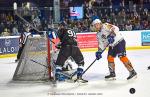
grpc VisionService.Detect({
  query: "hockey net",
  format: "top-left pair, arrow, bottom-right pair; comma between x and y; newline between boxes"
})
13,34 -> 52,81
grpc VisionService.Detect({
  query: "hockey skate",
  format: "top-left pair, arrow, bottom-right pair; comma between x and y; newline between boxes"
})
105,72 -> 116,81
74,68 -> 88,83
75,76 -> 88,83
127,70 -> 137,80
15,59 -> 19,62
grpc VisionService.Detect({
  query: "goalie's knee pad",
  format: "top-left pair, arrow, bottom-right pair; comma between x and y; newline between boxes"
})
107,55 -> 114,63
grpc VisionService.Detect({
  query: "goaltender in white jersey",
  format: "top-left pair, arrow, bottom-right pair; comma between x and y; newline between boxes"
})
92,19 -> 137,80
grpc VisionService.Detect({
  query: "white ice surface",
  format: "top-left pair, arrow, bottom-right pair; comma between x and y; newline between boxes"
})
0,49 -> 150,97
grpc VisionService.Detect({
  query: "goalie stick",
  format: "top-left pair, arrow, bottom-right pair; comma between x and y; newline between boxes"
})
30,59 -> 50,68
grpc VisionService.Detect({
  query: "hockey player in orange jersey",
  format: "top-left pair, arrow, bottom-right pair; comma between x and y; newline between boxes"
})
92,19 -> 137,80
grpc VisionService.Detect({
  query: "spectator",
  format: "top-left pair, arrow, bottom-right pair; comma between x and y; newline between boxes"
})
12,25 -> 19,36
125,21 -> 133,31
1,28 -> 10,36
0,0 -> 150,35
0,22 -> 5,35
142,20 -> 149,30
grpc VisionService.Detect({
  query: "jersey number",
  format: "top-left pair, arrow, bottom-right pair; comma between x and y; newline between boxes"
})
67,30 -> 77,38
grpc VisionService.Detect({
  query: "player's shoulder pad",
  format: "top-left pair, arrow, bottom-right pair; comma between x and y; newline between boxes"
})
103,23 -> 113,30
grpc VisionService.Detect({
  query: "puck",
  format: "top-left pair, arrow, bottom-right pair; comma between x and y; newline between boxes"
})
148,66 -> 150,70
129,88 -> 136,94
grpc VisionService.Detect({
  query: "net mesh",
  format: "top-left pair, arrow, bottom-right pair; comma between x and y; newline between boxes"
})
13,35 -> 51,81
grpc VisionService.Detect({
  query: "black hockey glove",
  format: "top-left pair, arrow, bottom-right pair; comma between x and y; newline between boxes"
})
55,42 -> 61,49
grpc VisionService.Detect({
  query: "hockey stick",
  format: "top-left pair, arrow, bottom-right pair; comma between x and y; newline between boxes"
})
30,59 -> 50,68
14,11 -> 55,44
82,43 -> 110,76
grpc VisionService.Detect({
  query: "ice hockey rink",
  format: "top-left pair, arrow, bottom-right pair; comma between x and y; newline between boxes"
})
0,49 -> 150,97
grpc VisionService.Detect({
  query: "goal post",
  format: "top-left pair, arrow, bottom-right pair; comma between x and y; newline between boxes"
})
47,35 -> 51,79
13,33 -> 52,81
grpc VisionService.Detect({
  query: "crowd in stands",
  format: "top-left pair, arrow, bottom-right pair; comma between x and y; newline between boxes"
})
60,0 -> 150,32
0,0 -> 150,36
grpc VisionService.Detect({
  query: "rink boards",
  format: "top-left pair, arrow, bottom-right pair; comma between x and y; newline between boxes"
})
0,30 -> 150,58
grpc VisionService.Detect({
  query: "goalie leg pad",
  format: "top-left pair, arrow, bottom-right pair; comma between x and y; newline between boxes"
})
55,66 -> 68,81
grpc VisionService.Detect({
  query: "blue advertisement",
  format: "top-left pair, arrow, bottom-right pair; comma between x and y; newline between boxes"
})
141,31 -> 150,46
0,37 -> 19,55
